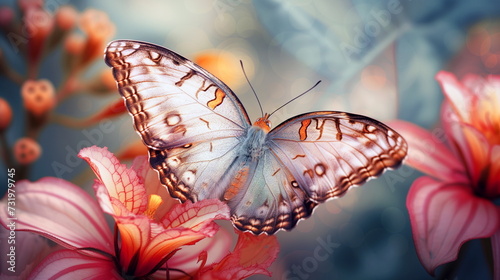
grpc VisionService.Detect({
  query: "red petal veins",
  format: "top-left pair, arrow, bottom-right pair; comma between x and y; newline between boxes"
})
0,178 -> 113,255
199,231 -> 280,279
406,176 -> 500,274
162,199 -> 230,233
28,249 -> 121,280
79,146 -> 148,215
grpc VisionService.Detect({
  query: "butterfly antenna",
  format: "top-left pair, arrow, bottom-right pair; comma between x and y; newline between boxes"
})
268,80 -> 322,117
240,60 -> 264,117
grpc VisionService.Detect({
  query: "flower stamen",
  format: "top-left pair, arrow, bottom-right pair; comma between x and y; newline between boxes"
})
145,194 -> 163,220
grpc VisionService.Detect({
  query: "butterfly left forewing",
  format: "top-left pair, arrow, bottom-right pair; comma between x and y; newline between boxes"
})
104,40 -> 251,149
267,111 -> 407,202
105,40 -> 252,204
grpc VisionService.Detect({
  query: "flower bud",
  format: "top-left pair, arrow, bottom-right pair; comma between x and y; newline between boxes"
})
79,9 -> 115,67
14,137 -> 41,165
21,79 -> 56,116
55,5 -> 78,31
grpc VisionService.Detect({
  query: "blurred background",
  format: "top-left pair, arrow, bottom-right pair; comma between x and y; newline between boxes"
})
1,0 -> 500,279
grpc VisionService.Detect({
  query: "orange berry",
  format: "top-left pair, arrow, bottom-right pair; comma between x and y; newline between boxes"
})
55,5 -> 78,31
14,137 -> 41,165
21,79 -> 56,116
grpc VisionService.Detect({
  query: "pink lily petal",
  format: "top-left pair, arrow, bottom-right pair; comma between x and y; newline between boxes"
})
138,227 -> 209,276
114,199 -> 229,277
388,120 -> 467,183
0,177 -> 113,255
0,229 -> 61,279
492,228 -> 500,280
114,215 -> 150,274
462,73 -> 486,95
162,199 -> 230,232
115,215 -> 205,277
436,71 -> 475,122
199,231 -> 280,279
167,228 -> 232,277
445,121 -> 490,189
130,156 -> 180,219
407,176 -> 500,274
79,146 -> 148,215
28,249 -> 121,280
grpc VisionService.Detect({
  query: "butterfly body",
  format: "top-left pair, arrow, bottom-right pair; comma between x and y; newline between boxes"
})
105,40 -> 407,234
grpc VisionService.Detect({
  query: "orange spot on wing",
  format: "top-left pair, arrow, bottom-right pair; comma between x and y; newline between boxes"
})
299,119 -> 311,141
303,169 -> 314,178
172,125 -> 187,136
207,88 -> 226,110
292,154 -> 305,160
224,166 -> 250,200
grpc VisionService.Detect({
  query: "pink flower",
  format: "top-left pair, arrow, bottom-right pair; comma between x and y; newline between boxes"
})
0,146 -> 231,278
390,71 -> 500,277
0,146 -> 279,279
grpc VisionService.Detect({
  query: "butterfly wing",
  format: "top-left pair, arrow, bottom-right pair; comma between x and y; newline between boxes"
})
105,40 -> 251,202
105,40 -> 251,148
231,111 -> 407,234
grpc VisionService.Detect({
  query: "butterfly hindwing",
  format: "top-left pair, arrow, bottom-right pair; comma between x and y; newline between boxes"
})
268,112 -> 407,202
229,151 -> 318,234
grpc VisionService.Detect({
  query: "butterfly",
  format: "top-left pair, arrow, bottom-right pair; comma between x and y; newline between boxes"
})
104,40 -> 407,235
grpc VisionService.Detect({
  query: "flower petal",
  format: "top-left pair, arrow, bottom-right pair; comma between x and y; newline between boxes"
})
130,156 -> 180,219
115,215 -> 151,274
199,231 -> 280,279
487,145 -> 500,198
436,71 -> 474,122
388,120 -> 467,182
445,121 -> 490,188
167,228 -> 232,277
0,229 -> 61,279
114,214 -> 210,277
0,177 -> 113,255
28,249 -> 121,280
162,199 -> 230,232
406,176 -> 500,274
138,227 -> 209,277
79,146 -> 148,215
